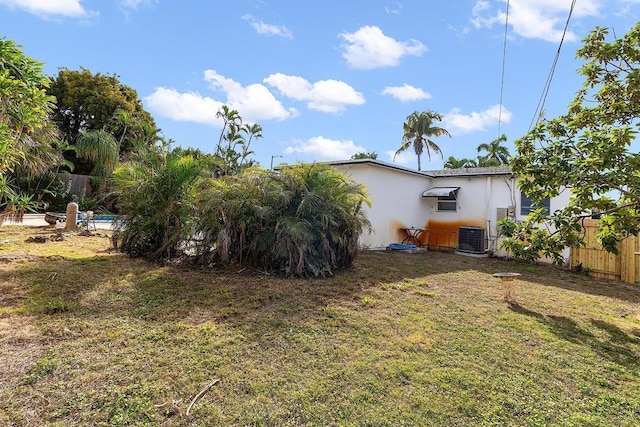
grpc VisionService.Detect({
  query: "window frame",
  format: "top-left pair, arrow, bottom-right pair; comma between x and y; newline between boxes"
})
520,192 -> 550,216
437,193 -> 457,212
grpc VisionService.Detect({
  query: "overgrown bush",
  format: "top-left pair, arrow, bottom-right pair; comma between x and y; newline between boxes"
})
193,163 -> 371,277
112,150 -> 201,259
112,104 -> 370,276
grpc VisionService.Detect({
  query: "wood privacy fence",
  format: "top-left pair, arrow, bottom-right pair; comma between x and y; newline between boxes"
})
570,219 -> 640,284
57,174 -> 92,197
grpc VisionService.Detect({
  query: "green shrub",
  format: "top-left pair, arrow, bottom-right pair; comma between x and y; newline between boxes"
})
193,163 -> 371,277
112,151 -> 201,259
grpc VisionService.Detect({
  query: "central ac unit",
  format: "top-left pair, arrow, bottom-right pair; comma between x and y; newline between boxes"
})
458,226 -> 486,253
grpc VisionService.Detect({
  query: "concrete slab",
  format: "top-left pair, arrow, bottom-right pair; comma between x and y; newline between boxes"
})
3,214 -> 115,230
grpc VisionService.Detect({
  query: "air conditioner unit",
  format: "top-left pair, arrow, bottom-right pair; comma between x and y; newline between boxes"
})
458,226 -> 486,253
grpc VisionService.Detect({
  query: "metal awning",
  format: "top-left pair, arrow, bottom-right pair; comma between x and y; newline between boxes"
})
422,186 -> 459,197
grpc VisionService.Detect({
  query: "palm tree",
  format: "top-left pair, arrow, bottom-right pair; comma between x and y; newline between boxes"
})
239,122 -> 263,167
444,156 -> 476,169
394,110 -> 451,171
113,149 -> 201,260
75,129 -> 119,192
192,163 -> 371,277
477,134 -> 510,166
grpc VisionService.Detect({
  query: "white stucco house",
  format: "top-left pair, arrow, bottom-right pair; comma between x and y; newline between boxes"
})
328,159 -> 571,258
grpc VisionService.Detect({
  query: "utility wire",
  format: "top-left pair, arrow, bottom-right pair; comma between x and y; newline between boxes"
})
498,0 -> 510,134
528,0 -> 577,131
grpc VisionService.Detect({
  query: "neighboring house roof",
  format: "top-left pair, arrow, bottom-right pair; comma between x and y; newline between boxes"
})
426,166 -> 513,177
327,159 -> 513,178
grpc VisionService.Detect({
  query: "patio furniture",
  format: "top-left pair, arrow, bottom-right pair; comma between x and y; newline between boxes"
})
400,227 -> 425,247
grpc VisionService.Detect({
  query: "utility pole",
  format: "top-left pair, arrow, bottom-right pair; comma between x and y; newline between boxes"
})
270,155 -> 282,170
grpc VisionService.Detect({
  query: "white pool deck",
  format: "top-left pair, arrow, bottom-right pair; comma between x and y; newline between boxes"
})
3,214 -> 116,230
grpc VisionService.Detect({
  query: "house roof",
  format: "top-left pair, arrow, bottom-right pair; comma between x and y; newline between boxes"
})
326,158 -> 429,177
326,159 -> 513,178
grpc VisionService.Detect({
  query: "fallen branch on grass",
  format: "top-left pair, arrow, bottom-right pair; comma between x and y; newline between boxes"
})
186,378 -> 220,416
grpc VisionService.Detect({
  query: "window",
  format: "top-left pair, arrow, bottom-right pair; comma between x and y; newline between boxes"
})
438,194 -> 457,212
520,192 -> 550,215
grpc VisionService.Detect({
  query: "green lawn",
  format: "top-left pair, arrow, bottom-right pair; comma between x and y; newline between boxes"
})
1,226 -> 639,426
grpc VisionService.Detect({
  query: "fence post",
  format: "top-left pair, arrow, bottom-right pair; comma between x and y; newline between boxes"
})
620,235 -> 637,284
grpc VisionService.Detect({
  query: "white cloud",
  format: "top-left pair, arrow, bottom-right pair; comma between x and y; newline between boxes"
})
385,2 -> 403,14
144,88 -> 223,125
204,70 -> 297,121
0,0 -> 96,18
470,0 -> 503,29
120,0 -> 155,9
242,14 -> 293,38
443,104 -> 512,135
264,73 -> 365,113
381,84 -> 431,102
285,136 -> 366,160
339,25 -> 427,70
386,150 -> 415,165
616,0 -> 640,15
145,71 -> 297,126
471,0 -> 600,43
387,149 -> 443,168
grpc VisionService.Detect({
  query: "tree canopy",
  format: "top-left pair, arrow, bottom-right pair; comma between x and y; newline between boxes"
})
444,156 -> 476,169
501,23 -> 640,262
0,38 -> 56,173
395,110 -> 451,171
477,134 -> 510,166
0,38 -> 63,220
48,68 -> 160,173
351,151 -> 378,160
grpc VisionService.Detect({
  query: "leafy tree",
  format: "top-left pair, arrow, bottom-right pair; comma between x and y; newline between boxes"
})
394,110 -> 451,171
351,151 -> 378,160
0,38 -> 59,220
0,38 -> 56,173
444,156 -> 475,169
500,23 -> 640,262
48,68 -> 160,173
477,134 -> 510,166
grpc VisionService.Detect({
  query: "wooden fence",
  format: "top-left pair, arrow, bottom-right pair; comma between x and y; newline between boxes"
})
570,219 -> 640,284
57,174 -> 92,197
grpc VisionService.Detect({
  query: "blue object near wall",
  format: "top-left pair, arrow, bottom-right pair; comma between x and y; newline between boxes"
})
389,243 -> 417,251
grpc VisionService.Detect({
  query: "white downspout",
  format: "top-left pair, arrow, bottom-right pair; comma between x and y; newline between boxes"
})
485,176 -> 495,253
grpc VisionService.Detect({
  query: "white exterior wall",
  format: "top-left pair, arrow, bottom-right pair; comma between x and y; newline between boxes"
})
331,161 -> 572,261
427,175 -> 571,258
332,163 -> 431,249
424,175 -> 517,251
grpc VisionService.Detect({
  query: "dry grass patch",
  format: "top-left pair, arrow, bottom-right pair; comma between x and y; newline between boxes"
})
0,226 -> 639,426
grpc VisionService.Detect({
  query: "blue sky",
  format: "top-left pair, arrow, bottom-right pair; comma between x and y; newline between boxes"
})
2,0 -> 640,170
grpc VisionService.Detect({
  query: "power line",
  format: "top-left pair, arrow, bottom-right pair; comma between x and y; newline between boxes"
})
528,0 -> 577,131
498,0 -> 510,134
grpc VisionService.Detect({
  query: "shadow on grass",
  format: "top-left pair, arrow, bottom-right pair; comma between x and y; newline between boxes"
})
505,302 -> 544,320
4,249 -> 640,321
508,303 -> 640,369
